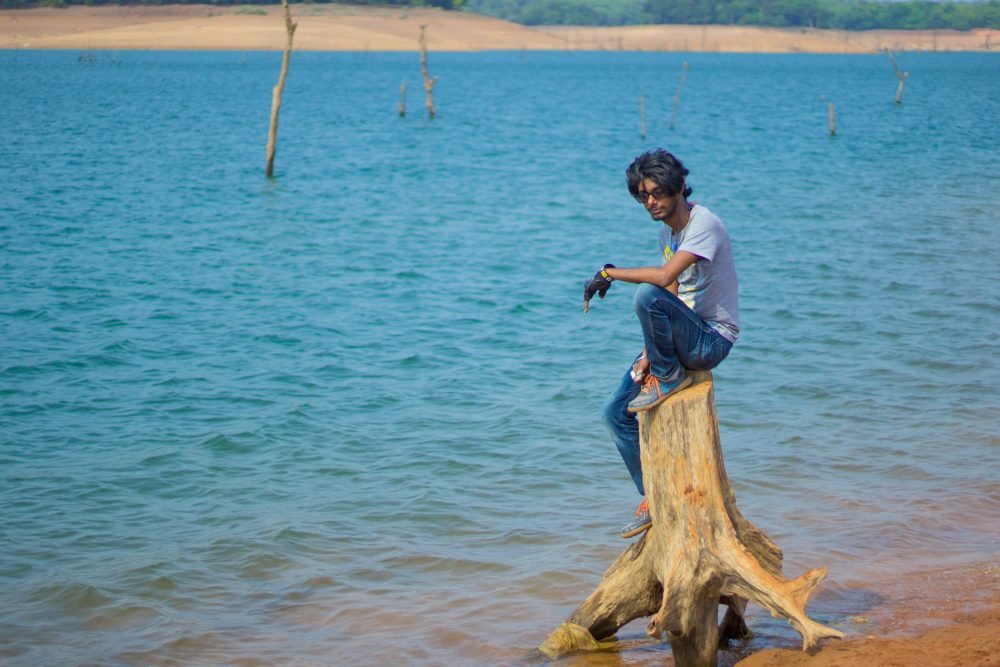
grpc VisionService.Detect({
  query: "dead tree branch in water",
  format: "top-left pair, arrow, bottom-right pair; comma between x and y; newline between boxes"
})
640,94 -> 646,140
419,25 -> 438,118
884,48 -> 909,104
670,62 -> 689,130
265,0 -> 297,178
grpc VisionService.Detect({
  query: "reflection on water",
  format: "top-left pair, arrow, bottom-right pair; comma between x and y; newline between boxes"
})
1,50 -> 998,665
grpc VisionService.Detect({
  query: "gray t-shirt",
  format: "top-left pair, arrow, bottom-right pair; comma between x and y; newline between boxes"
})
657,204 -> 740,342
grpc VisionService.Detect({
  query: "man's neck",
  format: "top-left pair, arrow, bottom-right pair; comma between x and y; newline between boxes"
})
666,199 -> 692,234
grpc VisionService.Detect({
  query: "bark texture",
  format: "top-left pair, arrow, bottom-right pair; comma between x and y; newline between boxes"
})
540,371 -> 843,666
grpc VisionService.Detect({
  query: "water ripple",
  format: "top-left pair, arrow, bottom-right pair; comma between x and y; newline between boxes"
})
1,50 -> 998,666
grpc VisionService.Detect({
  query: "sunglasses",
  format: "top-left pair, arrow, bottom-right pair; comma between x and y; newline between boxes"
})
634,187 -> 674,203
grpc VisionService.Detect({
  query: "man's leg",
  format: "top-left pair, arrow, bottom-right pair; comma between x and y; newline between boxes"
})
603,361 -> 644,496
604,359 -> 657,538
673,308 -> 733,371
630,283 -> 733,410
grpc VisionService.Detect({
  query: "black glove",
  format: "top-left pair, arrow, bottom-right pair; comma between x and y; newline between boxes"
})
583,264 -> 615,309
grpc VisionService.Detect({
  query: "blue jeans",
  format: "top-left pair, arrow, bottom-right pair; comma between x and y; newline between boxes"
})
602,284 -> 733,496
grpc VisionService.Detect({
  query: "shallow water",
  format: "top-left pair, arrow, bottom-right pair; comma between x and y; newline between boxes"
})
1,49 -> 998,665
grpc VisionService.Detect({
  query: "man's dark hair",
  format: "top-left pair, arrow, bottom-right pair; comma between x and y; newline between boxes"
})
626,149 -> 693,199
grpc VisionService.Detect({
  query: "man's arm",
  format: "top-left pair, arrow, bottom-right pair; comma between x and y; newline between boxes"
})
582,250 -> 698,312
604,250 -> 698,288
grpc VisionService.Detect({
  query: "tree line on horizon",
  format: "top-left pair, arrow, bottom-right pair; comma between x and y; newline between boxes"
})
469,0 -> 1000,30
5,0 -> 998,31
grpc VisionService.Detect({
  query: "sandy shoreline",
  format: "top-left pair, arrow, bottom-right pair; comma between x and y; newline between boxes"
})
734,560 -> 1000,666
1,5 -> 997,53
736,610 -> 1000,666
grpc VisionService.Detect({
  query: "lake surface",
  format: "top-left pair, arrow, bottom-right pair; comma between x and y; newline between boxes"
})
1,49 -> 998,666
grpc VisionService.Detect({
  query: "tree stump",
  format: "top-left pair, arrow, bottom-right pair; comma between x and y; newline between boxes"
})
540,371 -> 843,666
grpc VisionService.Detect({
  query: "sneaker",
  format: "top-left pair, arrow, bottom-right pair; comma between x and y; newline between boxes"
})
620,498 -> 652,538
626,370 -> 692,413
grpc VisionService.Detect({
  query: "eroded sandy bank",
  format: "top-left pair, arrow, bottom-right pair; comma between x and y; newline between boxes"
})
1,5 -> 996,52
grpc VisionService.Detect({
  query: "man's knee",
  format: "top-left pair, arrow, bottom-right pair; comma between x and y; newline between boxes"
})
633,282 -> 665,314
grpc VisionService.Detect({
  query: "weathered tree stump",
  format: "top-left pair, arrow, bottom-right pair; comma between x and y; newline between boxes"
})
540,371 -> 843,666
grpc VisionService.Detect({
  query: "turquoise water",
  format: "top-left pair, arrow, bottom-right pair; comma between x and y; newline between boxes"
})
1,49 -> 998,665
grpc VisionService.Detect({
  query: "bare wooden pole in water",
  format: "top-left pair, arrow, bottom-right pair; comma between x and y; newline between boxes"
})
539,372 -> 844,666
265,0 -> 297,178
399,81 -> 407,118
419,25 -> 438,118
884,48 -> 909,104
670,61 -> 689,130
640,94 -> 646,140
828,102 -> 836,136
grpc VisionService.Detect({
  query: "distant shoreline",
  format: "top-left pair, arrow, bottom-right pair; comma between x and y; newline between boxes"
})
1,5 -> 997,53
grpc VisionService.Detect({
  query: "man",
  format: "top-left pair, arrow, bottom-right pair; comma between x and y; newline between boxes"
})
583,149 -> 739,539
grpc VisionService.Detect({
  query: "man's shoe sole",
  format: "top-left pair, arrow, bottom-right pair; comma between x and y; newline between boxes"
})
620,522 -> 652,539
626,376 -> 692,413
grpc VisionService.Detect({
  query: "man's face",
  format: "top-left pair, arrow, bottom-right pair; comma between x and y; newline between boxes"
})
636,176 -> 679,222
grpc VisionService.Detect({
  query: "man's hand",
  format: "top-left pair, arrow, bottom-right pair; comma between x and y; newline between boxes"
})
583,264 -> 615,313
631,354 -> 649,383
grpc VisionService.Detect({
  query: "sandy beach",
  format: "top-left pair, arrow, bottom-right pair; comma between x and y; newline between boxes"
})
738,612 -> 1000,667
1,4 -> 996,53
735,561 -> 1000,666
